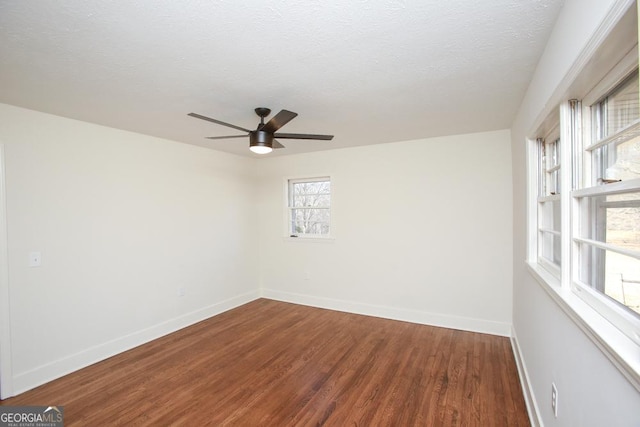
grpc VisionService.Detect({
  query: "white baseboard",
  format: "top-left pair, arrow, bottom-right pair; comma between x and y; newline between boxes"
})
511,326 -> 542,427
12,290 -> 261,396
261,288 -> 511,336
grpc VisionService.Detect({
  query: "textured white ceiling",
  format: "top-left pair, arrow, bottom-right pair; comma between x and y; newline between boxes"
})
0,0 -> 564,157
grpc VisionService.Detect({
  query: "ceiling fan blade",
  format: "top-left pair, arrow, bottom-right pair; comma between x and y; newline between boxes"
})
261,110 -> 298,133
205,135 -> 247,140
274,133 -> 334,140
272,140 -> 285,149
188,112 -> 252,133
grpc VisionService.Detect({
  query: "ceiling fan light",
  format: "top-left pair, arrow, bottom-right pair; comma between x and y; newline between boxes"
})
250,145 -> 273,154
249,130 -> 274,154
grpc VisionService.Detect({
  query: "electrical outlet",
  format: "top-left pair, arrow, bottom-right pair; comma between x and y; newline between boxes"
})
29,252 -> 42,267
551,382 -> 558,418
178,286 -> 186,297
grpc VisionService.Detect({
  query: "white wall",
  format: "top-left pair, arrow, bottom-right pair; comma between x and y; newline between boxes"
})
258,130 -> 513,336
0,103 -> 260,395
511,0 -> 640,425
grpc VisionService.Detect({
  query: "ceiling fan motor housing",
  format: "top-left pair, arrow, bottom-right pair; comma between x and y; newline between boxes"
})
250,130 -> 273,149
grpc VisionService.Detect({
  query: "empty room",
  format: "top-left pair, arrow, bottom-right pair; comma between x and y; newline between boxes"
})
1,1 -> 639,426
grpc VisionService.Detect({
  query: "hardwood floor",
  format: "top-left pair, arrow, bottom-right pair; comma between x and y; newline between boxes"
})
1,299 -> 530,426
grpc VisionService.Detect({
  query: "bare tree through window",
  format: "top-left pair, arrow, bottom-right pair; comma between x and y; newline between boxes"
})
288,178 -> 331,236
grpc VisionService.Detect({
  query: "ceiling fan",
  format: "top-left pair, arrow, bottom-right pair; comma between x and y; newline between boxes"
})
188,108 -> 334,154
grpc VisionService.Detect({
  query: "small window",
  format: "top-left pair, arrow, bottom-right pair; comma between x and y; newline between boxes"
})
287,177 -> 331,238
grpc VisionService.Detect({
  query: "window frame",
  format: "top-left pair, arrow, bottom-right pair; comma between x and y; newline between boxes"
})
285,176 -> 334,241
572,62 -> 640,345
536,124 -> 562,277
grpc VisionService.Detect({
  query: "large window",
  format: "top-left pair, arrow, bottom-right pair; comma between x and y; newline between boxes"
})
531,55 -> 640,347
287,177 -> 331,238
573,68 -> 640,338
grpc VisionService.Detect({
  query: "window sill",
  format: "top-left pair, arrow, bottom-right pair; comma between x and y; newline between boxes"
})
526,261 -> 640,392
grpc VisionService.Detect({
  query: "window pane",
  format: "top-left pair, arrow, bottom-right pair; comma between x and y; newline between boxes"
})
579,246 -> 640,316
602,73 -> 639,138
292,181 -> 330,196
549,169 -> 560,195
540,199 -> 561,232
539,138 -> 561,196
292,194 -> 331,208
538,198 -> 561,268
579,191 -> 640,316
292,221 -> 329,235
541,232 -> 562,266
591,72 -> 640,183
593,72 -> 639,141
290,208 -> 330,235
593,134 -> 640,182
587,192 -> 640,249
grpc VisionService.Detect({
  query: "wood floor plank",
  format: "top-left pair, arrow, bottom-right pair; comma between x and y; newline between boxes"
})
1,299 -> 530,426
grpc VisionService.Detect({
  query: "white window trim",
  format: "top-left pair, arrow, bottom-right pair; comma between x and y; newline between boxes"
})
525,0 -> 640,392
283,175 -> 335,242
